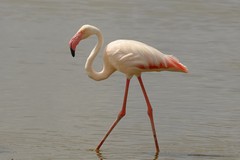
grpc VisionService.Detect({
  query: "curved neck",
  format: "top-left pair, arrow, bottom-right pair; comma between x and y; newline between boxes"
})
84,29 -> 114,81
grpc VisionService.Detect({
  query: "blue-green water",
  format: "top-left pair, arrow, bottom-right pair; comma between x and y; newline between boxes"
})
0,0 -> 239,159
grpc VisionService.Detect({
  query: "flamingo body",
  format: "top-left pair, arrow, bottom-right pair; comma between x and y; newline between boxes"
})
69,24 -> 188,153
105,39 -> 187,78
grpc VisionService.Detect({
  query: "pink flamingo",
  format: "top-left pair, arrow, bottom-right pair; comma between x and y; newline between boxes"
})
69,25 -> 188,153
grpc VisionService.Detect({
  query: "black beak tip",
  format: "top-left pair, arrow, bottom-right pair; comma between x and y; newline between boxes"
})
70,48 -> 75,57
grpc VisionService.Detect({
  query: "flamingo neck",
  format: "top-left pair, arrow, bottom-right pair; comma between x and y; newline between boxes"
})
85,29 -> 113,81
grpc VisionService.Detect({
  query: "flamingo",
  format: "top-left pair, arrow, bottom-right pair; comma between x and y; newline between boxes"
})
69,24 -> 188,153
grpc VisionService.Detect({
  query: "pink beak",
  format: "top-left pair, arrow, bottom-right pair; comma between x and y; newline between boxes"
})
69,32 -> 82,57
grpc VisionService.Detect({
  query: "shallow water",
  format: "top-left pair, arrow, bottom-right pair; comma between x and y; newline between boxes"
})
0,0 -> 240,159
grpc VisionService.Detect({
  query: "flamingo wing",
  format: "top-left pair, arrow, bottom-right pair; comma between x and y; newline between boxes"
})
105,40 -> 187,77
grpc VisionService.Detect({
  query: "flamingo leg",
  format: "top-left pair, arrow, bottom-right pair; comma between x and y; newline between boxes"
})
96,78 -> 130,151
137,76 -> 160,153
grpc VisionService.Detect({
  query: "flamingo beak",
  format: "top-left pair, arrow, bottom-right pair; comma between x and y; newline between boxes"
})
69,31 -> 82,58
70,47 -> 75,57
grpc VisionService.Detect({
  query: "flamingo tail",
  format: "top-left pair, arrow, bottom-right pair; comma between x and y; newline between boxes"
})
166,55 -> 188,73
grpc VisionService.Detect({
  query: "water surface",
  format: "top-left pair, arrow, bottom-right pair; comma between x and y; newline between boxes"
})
0,0 -> 240,159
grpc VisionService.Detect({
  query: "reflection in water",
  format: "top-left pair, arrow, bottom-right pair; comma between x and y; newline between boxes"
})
95,150 -> 159,160
95,150 -> 104,160
95,150 -> 234,160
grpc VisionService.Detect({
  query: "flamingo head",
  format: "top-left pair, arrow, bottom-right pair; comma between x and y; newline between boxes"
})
69,25 -> 98,57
